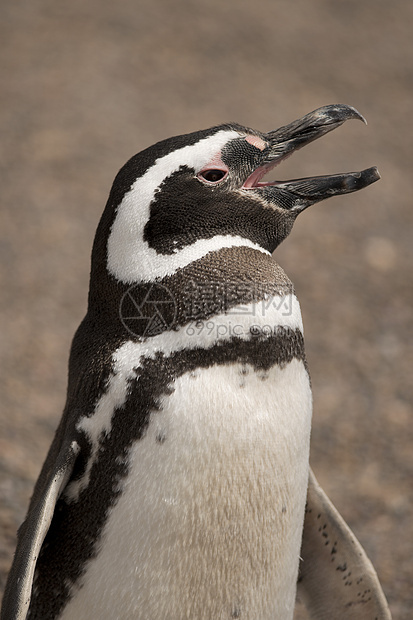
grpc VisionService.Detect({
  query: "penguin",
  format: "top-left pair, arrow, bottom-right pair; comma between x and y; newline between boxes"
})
1,104 -> 391,620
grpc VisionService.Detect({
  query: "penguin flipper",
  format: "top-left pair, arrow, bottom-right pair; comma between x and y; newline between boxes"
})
297,468 -> 392,619
1,440 -> 80,620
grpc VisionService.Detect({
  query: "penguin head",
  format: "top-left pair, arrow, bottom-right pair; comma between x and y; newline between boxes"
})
94,105 -> 379,288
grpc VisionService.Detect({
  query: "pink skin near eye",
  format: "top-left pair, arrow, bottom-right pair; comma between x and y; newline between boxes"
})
243,135 -> 278,188
198,134 -> 269,184
245,134 -> 267,151
198,152 -> 229,181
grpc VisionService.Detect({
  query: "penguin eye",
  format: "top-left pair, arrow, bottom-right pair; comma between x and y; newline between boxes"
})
199,169 -> 227,183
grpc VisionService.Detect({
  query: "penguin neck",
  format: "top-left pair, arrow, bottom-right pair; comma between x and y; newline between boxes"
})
163,246 -> 294,330
86,245 -> 293,338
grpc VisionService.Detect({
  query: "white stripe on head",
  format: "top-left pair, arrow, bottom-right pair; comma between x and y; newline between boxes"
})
107,130 -> 270,284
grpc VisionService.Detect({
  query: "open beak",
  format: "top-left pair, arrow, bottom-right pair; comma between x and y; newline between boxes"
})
243,104 -> 380,211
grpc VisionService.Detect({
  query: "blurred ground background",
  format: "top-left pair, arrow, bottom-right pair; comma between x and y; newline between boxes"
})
0,0 -> 412,617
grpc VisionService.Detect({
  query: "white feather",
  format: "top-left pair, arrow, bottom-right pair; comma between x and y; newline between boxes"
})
60,359 -> 312,620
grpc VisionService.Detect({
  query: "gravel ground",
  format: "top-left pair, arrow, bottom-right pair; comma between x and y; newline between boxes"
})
1,1 -> 412,617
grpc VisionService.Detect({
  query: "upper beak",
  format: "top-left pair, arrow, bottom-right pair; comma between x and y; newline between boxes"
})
244,104 -> 380,210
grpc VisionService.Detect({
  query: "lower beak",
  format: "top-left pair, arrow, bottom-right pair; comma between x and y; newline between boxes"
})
271,167 -> 380,212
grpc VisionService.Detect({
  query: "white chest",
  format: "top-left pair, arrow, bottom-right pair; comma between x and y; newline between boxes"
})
61,358 -> 312,620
